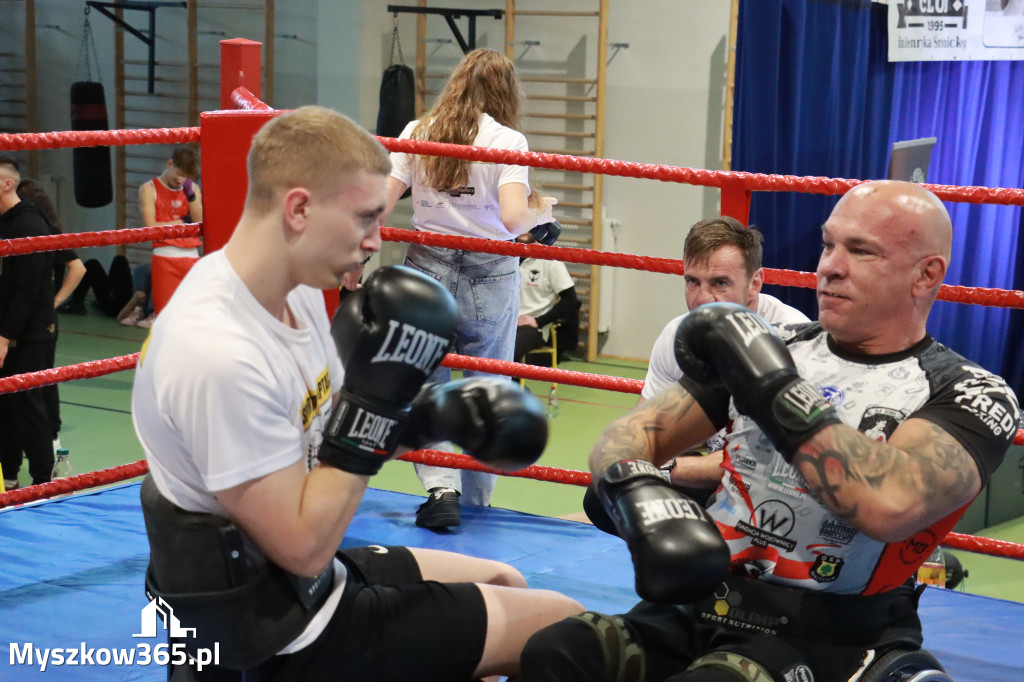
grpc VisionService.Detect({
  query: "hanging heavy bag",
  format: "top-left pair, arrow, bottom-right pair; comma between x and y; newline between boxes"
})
376,19 -> 416,139
71,81 -> 113,208
71,8 -> 112,208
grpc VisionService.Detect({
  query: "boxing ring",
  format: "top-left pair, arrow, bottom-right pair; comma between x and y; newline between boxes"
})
2,39 -> 1024,680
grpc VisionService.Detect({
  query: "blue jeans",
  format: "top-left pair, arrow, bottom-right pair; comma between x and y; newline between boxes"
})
403,243 -> 520,506
132,263 -> 153,315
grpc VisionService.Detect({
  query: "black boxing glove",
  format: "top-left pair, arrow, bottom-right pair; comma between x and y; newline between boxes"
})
584,453 -> 715,536
673,302 -> 840,462
598,459 -> 729,604
528,220 -> 562,247
402,377 -> 547,471
318,266 -> 457,476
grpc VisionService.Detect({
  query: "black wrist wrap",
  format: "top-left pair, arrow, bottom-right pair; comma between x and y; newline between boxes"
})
759,377 -> 841,463
317,390 -> 410,476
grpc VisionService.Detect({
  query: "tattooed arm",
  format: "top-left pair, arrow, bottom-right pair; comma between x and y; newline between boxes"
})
588,382 -> 719,477
792,419 -> 981,543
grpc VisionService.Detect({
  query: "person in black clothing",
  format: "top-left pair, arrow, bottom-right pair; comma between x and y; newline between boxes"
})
0,157 -> 58,487
16,179 -> 86,446
58,255 -> 134,318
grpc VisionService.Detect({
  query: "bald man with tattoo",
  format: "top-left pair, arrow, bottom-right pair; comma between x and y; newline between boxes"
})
519,181 -> 1020,682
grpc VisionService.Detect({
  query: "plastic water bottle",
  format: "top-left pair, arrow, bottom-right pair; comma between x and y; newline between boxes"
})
916,546 -> 946,588
52,448 -> 73,481
547,383 -> 559,418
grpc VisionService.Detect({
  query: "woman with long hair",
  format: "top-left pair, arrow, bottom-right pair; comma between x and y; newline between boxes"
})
382,48 -> 551,529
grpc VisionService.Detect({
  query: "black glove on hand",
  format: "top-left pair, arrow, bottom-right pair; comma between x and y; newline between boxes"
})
402,377 -> 548,472
674,302 -> 840,462
318,266 -> 456,476
598,459 -> 729,603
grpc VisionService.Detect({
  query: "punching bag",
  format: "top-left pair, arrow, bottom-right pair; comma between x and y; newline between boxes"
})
376,64 -> 416,139
71,81 -> 113,208
376,20 -> 415,139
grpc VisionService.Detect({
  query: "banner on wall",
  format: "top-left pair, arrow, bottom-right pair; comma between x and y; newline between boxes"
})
888,0 -> 1024,61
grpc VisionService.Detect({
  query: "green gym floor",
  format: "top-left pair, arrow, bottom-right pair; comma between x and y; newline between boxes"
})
20,308 -> 1024,604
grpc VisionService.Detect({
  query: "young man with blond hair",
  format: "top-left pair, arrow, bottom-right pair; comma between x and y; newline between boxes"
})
133,106 -> 581,680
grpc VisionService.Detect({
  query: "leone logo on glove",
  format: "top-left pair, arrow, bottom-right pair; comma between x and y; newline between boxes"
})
724,309 -> 775,348
635,496 -> 705,528
777,382 -> 832,426
370,320 -> 450,373
326,402 -> 400,455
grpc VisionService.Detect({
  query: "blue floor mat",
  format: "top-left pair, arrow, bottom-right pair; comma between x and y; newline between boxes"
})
1,484 -> 1021,681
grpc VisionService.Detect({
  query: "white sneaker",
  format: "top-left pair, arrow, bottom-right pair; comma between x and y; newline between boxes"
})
136,314 -> 157,329
119,307 -> 143,326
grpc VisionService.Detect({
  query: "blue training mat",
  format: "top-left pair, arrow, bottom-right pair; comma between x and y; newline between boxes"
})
1,484 -> 1021,681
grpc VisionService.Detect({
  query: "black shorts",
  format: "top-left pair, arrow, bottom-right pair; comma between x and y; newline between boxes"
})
259,545 -> 488,682
620,580 -> 924,681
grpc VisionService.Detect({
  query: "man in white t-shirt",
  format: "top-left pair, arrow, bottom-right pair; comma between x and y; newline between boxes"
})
638,216 -> 809,494
515,223 -> 579,363
132,106 -> 580,680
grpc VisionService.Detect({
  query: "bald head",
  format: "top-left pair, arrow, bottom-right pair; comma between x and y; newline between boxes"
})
818,180 -> 952,353
837,180 -> 952,262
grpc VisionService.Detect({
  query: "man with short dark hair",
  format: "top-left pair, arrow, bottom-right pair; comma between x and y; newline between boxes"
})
638,216 -> 809,495
0,156 -> 58,488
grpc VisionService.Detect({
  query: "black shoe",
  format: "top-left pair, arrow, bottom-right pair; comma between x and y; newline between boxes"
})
57,300 -> 86,315
415,488 -> 461,528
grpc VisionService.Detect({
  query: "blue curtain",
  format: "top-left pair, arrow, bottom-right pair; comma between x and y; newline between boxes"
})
734,0 -> 1024,390
733,0 -> 893,317
888,61 -> 1024,386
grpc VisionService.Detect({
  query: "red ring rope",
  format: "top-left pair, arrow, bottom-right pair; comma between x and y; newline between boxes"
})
4,225 -> 1023,310
3,127 -> 1023,208
1,124 -> 1022,565
377,137 -> 1024,206
0,224 -> 200,257
0,127 -> 198,150
3,453 -> 1021,564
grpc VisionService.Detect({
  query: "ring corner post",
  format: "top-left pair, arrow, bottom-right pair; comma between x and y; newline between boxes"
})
201,39 -> 274,255
721,182 -> 752,226
219,38 -> 264,110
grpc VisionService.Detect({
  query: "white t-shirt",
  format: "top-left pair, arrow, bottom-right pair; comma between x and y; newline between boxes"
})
131,249 -> 346,653
640,293 -> 809,400
519,257 -> 575,319
389,113 -> 530,241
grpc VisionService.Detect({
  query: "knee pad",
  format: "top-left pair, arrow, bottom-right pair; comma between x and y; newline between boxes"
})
682,651 -> 778,682
520,612 -> 645,682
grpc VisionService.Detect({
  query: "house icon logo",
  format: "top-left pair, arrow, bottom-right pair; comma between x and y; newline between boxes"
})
133,597 -> 197,639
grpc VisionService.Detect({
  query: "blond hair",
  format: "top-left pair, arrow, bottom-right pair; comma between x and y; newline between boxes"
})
412,49 -> 522,192
245,105 -> 390,215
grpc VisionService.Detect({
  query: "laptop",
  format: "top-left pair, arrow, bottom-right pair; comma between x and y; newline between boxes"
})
887,137 -> 937,183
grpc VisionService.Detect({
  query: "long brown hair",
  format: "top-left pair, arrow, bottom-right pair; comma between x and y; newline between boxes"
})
17,179 -> 61,230
413,48 -> 522,192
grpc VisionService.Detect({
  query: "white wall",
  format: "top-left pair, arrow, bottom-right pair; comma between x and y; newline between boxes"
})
601,1 -> 731,358
322,1 -> 732,359
9,1 -> 730,360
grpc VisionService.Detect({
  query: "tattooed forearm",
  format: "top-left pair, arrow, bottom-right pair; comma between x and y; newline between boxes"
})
792,420 -> 981,536
589,385 -> 708,474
